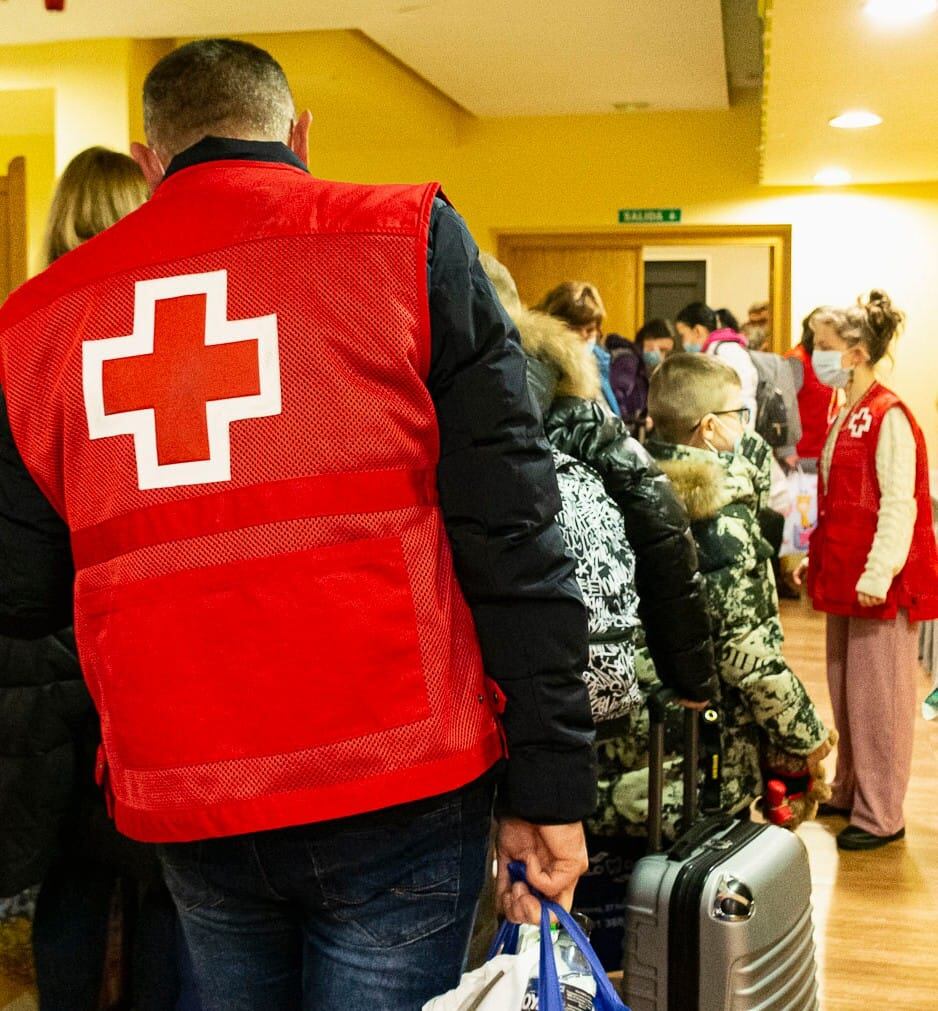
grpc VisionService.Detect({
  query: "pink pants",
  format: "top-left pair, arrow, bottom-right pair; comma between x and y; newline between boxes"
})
826,612 -> 920,836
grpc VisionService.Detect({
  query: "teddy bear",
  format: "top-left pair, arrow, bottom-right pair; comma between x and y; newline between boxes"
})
760,730 -> 839,830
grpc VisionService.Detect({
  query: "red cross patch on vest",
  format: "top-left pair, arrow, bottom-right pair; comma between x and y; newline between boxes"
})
82,269 -> 281,490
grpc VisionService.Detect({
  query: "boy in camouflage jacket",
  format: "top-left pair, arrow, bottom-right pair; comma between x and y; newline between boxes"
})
590,354 -> 833,842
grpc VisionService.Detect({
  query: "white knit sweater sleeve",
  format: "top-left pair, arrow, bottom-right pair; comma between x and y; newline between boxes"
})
856,407 -> 918,599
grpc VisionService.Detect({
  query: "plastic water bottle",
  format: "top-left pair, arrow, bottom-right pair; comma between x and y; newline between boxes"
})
519,920 -> 597,1010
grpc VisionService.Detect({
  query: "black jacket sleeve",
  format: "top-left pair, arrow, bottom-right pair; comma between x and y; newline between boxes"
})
0,386 -> 74,638
427,202 -> 596,823
544,397 -> 718,703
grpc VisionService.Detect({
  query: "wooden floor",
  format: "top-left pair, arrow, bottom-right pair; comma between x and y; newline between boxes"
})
779,598 -> 938,1010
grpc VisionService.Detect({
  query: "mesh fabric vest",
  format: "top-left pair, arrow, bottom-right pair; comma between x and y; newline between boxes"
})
809,382 -> 938,622
0,160 -> 504,842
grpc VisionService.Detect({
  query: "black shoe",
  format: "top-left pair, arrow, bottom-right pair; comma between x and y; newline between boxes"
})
816,803 -> 851,818
836,825 -> 905,851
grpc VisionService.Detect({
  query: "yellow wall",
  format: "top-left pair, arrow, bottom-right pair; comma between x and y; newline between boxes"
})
0,30 -> 934,452
0,39 -> 131,171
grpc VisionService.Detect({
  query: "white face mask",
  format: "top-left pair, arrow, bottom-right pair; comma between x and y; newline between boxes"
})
812,349 -> 851,389
701,415 -> 744,456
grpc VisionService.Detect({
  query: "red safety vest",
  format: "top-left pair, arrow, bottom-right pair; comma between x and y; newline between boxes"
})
0,160 -> 504,842
785,343 -> 838,460
809,382 -> 938,621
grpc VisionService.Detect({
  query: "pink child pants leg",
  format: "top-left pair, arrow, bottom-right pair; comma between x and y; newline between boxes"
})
825,611 -> 920,836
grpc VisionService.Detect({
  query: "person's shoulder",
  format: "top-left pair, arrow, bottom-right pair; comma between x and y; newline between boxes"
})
308,176 -> 441,226
0,210 -> 145,334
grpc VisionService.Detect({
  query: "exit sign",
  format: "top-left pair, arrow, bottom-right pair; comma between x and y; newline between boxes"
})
618,208 -> 682,224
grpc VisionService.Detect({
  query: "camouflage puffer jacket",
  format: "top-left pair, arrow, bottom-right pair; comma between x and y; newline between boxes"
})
553,448 -> 642,733
590,433 -> 829,841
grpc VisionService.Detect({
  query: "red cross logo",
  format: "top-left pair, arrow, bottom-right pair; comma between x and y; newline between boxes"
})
848,407 -> 873,440
83,270 -> 280,490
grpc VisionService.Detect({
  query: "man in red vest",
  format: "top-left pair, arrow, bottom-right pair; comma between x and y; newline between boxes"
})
0,39 -> 596,1009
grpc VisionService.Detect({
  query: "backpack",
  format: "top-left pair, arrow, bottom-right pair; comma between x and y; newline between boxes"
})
605,335 -> 648,437
749,350 -> 791,449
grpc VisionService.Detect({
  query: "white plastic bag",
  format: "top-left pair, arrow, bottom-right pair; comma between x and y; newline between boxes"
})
422,949 -> 539,1010
780,468 -> 818,556
424,863 -> 629,1011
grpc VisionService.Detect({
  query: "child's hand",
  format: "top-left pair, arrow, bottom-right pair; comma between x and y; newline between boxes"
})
792,558 -> 809,586
857,591 -> 886,608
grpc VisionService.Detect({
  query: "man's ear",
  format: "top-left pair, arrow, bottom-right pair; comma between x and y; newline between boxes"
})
288,110 -> 313,167
130,143 -> 165,194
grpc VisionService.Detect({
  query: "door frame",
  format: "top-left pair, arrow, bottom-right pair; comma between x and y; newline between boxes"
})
496,224 -> 793,353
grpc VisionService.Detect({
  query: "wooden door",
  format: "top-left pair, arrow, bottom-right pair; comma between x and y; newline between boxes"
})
0,157 -> 27,299
496,235 -> 643,340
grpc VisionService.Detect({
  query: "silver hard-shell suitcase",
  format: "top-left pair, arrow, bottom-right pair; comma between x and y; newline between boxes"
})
621,691 -> 820,1011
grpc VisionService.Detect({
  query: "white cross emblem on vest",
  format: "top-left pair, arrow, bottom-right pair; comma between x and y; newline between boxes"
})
83,270 -> 281,491
848,407 -> 873,440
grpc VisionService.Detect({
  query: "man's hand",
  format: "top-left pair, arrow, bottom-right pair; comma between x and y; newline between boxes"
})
495,818 -> 589,925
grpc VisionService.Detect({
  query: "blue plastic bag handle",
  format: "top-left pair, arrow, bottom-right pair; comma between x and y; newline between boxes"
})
501,861 -> 629,1011
486,917 -> 521,960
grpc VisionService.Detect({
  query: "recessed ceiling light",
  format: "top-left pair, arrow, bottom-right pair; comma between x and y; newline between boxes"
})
865,0 -> 937,26
829,110 -> 883,129
815,167 -> 852,186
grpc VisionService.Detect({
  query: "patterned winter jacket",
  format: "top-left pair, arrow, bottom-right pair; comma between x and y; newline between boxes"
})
590,433 -> 829,841
552,448 -> 642,734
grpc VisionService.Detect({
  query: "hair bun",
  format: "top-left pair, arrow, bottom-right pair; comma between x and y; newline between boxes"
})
859,289 -> 904,360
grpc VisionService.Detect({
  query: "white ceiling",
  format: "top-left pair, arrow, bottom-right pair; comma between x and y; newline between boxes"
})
0,0 -> 730,116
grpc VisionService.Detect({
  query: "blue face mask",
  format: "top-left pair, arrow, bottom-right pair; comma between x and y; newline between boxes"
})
812,349 -> 851,389
642,349 -> 662,370
683,342 -> 702,354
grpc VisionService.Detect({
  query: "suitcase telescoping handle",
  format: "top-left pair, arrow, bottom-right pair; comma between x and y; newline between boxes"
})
647,687 -> 699,854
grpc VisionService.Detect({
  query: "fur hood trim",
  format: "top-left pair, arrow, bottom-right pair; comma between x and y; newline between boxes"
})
510,306 -> 601,401
477,252 -> 600,401
656,456 -> 733,522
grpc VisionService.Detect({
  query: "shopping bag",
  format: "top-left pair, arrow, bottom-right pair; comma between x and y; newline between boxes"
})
780,467 -> 818,556
423,863 -> 629,1010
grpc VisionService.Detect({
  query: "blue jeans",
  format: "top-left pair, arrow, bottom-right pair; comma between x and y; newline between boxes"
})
159,773 -> 495,1010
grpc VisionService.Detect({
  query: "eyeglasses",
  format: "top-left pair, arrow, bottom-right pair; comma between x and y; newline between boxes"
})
713,407 -> 752,426
694,406 -> 751,430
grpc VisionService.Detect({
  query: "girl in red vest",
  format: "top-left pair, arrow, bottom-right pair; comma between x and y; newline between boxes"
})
799,291 -> 938,850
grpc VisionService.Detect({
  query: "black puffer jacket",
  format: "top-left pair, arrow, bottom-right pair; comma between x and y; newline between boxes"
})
0,630 -> 91,896
544,398 -> 718,703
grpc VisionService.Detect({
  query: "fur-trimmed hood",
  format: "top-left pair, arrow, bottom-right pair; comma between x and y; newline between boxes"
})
649,441 -> 764,523
655,456 -> 734,523
478,252 -> 600,404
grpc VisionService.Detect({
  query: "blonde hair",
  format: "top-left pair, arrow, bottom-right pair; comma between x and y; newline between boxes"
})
43,147 -> 149,266
810,291 -> 904,367
478,251 -> 522,316
649,353 -> 741,444
534,281 -> 606,329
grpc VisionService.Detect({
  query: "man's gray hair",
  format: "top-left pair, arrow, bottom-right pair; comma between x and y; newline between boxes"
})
143,39 -> 296,157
